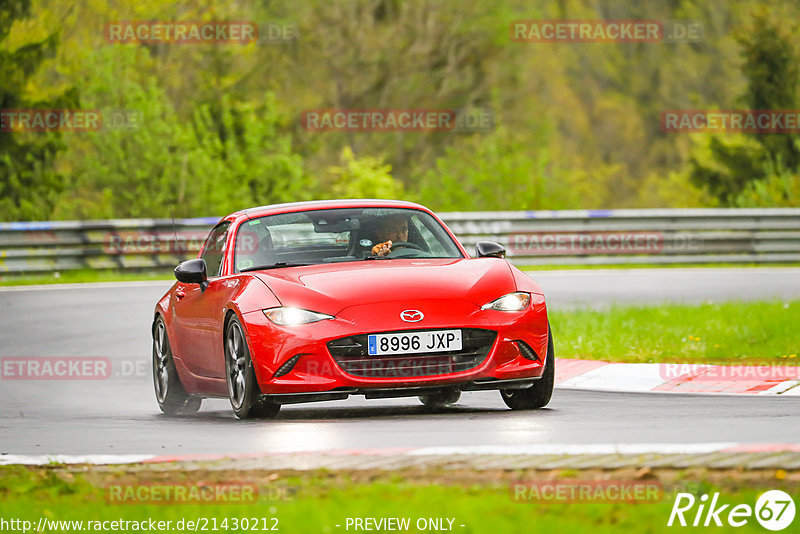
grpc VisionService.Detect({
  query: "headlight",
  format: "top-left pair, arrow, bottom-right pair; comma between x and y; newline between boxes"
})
263,307 -> 334,325
481,292 -> 531,311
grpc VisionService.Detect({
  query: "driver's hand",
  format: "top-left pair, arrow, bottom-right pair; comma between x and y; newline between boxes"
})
371,240 -> 392,256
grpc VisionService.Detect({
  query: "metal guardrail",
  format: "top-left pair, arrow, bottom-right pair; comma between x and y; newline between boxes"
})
1,209 -> 799,274
443,208 -> 800,266
0,217 -> 219,274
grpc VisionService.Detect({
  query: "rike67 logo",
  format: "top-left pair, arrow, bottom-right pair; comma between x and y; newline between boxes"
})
668,490 -> 795,530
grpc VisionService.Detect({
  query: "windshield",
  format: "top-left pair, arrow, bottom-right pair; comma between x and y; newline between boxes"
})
233,207 -> 464,272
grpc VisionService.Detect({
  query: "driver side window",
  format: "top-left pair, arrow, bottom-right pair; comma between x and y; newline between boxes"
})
200,222 -> 230,277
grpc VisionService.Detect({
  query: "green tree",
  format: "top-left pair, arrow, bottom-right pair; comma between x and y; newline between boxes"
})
0,0 -> 75,221
329,147 -> 403,199
54,46 -> 310,219
735,150 -> 800,206
689,11 -> 800,204
184,94 -> 312,215
740,11 -> 800,170
12,0 -> 800,219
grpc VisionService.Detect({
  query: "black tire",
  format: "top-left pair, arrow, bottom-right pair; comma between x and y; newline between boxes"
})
152,317 -> 202,415
225,315 -> 281,420
419,388 -> 461,409
501,325 -> 555,410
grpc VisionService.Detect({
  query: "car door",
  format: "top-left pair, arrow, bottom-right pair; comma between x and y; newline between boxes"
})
171,221 -> 231,378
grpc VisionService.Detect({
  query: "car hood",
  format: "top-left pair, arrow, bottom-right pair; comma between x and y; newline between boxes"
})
252,258 -> 516,315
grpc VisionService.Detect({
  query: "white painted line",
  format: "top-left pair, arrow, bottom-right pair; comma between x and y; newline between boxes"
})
558,363 -> 667,392
0,454 -> 155,465
759,380 -> 800,395
780,383 -> 800,396
556,360 -> 800,396
9,442 -> 800,466
555,385 -> 800,398
407,443 -> 739,456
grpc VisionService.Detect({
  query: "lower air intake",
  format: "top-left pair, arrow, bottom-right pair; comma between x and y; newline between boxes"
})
514,340 -> 540,361
327,329 -> 496,378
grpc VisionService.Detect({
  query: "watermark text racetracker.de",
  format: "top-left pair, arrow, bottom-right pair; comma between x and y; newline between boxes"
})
0,109 -> 141,132
508,231 -> 702,256
300,108 -> 495,133
105,21 -> 297,45
511,480 -> 663,503
510,20 -> 702,43
660,363 -> 800,382
102,230 -> 210,255
108,482 -> 256,506
105,481 -> 292,505
662,110 -> 800,133
1,357 -> 149,381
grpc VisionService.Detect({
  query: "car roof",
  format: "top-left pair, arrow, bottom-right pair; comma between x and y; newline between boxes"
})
236,199 -> 430,220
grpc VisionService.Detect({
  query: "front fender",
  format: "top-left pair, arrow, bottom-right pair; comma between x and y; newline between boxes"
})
510,264 -> 545,295
231,275 -> 282,314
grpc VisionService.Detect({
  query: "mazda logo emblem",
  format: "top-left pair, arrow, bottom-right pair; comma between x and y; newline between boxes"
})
400,310 -> 424,322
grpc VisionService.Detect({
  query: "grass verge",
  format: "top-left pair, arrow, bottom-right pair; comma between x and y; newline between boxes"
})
550,300 -> 799,364
0,465 -> 796,534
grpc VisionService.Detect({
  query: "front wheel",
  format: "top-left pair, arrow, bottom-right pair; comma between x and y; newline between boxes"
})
225,316 -> 281,420
152,317 -> 201,415
501,325 -> 555,410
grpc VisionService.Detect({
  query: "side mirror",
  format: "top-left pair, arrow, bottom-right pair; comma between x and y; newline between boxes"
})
475,241 -> 506,259
174,259 -> 208,290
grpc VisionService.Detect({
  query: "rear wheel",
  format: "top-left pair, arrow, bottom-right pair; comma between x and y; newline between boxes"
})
152,317 -> 201,415
225,316 -> 281,419
419,388 -> 461,409
501,325 -> 555,410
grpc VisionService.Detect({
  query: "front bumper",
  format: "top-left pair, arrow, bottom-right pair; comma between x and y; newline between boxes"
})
241,296 -> 548,395
266,377 -> 541,405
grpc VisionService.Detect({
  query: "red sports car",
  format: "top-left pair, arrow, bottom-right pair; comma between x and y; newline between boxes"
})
152,200 -> 554,419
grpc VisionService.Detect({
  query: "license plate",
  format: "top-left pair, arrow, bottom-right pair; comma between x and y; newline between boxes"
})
367,330 -> 462,356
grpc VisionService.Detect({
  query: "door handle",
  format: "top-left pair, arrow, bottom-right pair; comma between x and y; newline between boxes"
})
175,290 -> 186,300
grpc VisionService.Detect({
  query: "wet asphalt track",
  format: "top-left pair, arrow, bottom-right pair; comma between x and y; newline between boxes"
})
1,268 -> 799,456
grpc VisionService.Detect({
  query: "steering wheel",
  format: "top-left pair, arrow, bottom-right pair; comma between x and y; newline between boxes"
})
387,241 -> 425,258
390,241 -> 424,251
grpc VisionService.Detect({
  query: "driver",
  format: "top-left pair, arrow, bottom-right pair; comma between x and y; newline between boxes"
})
371,214 -> 409,256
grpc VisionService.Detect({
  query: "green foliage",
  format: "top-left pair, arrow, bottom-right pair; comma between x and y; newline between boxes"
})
183,95 -> 312,214
735,157 -> 800,207
635,170 -> 718,208
0,0 -> 74,221
329,147 -> 403,199
687,134 -> 766,204
689,10 -> 800,205
51,46 -> 184,219
417,127 -> 561,211
550,300 -> 800,364
50,46 -> 309,219
1,464 -> 795,534
739,10 -> 800,170
4,0 -> 800,220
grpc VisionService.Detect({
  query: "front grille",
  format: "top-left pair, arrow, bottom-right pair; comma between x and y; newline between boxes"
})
327,328 -> 496,378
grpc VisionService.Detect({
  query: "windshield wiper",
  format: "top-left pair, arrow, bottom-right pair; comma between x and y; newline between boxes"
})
241,262 -> 313,272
